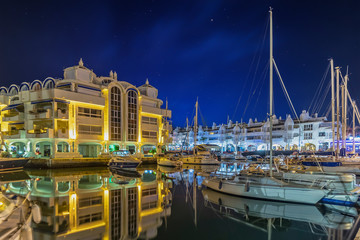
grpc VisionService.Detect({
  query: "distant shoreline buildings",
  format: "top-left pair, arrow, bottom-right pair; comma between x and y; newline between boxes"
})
0,59 -> 172,158
170,110 -> 360,153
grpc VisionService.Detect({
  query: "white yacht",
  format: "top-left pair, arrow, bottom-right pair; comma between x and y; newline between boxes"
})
203,174 -> 329,204
157,153 -> 183,168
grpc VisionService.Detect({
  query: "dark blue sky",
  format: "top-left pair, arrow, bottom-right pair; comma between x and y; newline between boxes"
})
0,1 -> 359,127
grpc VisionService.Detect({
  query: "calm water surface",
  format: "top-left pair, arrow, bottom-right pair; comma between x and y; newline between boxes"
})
1,165 -> 359,240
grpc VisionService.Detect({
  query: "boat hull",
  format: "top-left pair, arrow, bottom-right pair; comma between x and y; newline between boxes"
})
0,158 -> 29,172
203,178 -> 328,204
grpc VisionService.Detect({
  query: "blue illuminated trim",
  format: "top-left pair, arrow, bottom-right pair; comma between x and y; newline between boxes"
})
2,104 -> 22,111
31,98 -> 70,104
31,99 -> 53,104
55,99 -> 69,104
57,83 -> 72,88
9,122 -> 24,125
78,84 -> 101,92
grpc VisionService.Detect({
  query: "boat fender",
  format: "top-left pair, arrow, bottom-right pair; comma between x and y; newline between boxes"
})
245,182 -> 250,192
219,180 -> 223,189
32,204 -> 41,224
218,198 -> 222,206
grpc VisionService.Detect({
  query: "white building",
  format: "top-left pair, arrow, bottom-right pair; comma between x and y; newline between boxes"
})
171,110 -> 338,152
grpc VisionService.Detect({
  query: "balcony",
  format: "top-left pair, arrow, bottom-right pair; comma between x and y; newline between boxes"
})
2,130 -> 25,139
57,130 -> 69,138
142,105 -> 171,118
56,109 -> 68,119
3,113 -> 24,122
29,109 -> 52,120
26,129 -> 54,138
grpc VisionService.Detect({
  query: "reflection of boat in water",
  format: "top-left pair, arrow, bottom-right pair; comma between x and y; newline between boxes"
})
182,164 -> 218,175
0,180 -> 41,240
110,167 -> 142,179
202,188 -> 356,230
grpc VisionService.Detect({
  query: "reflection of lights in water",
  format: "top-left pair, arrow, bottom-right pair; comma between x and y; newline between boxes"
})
189,169 -> 194,173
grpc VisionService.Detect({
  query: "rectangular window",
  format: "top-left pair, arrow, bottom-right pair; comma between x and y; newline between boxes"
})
79,196 -> 102,208
78,125 -> 102,135
304,124 -> 313,131
304,132 -> 313,140
78,107 -> 102,118
79,212 -> 102,225
142,116 -> 158,125
142,131 -> 157,139
142,188 -> 157,197
141,201 -> 157,210
319,132 -> 325,137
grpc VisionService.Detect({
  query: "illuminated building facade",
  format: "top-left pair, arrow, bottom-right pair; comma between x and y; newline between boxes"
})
171,111 -> 338,152
0,59 -> 172,158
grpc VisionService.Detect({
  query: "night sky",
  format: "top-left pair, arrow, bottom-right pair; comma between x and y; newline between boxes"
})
0,1 -> 359,127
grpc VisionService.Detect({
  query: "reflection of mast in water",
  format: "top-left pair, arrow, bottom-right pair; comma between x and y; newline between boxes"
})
193,172 -> 197,228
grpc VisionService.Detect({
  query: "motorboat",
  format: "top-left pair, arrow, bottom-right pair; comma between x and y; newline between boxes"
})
157,153 -> 183,168
179,146 -> 220,165
234,153 -> 247,161
108,150 -> 142,171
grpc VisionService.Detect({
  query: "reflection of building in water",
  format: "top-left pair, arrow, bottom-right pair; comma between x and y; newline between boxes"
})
8,169 -> 172,239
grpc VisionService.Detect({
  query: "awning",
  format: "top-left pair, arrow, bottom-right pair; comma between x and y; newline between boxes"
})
31,99 -> 53,104
1,104 -> 22,111
9,122 -> 24,125
31,98 -> 70,104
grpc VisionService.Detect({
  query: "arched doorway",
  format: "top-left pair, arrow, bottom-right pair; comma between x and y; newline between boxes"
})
226,144 -> 235,152
9,142 -> 26,157
247,145 -> 257,151
78,143 -> 102,157
141,144 -> 156,154
57,142 -> 70,152
35,141 -> 52,157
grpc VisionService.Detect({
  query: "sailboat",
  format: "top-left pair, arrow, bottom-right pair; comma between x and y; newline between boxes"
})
179,99 -> 220,165
203,8 -> 330,205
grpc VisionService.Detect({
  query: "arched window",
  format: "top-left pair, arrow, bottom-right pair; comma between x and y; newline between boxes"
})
8,86 -> 18,96
110,87 -> 121,141
0,89 -> 6,96
127,90 -> 137,141
44,79 -> 55,89
20,83 -> 29,91
33,83 -> 41,91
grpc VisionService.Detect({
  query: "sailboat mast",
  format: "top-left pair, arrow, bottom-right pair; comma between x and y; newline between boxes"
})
343,72 -> 348,153
341,84 -> 345,150
336,66 -> 340,158
194,99 -> 198,155
269,7 -> 273,177
330,59 -> 335,161
353,100 -> 356,154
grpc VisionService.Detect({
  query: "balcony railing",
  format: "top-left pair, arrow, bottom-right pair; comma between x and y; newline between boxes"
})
2,130 -> 25,139
29,109 -> 52,120
26,129 -> 54,138
3,113 -> 24,122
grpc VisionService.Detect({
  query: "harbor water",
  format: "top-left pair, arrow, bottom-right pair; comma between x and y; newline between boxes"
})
1,165 -> 359,240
